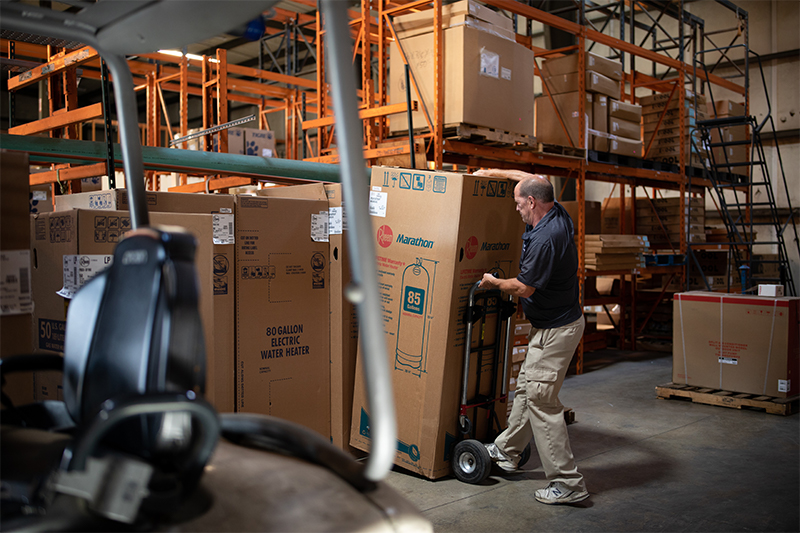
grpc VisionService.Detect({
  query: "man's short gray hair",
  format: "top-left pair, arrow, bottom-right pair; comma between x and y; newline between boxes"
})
518,176 -> 554,203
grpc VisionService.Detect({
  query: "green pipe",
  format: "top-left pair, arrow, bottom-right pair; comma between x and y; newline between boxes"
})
0,133 -> 370,183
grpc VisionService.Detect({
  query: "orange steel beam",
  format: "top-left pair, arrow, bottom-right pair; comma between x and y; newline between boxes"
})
29,162 -> 108,186
9,102 -> 103,136
8,46 -> 98,91
302,101 -> 416,129
304,142 -> 421,164
169,177 -> 254,193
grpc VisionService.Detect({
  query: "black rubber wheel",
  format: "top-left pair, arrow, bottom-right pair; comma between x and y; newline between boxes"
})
452,439 -> 491,484
519,442 -> 532,468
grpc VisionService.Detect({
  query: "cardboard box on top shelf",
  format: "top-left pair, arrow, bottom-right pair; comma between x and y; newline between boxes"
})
536,91 -> 592,148
609,137 -> 642,158
608,99 -> 642,123
246,129 -> 277,158
673,292 -> 799,398
256,182 -> 359,452
349,167 -> 524,480
235,194 -> 331,438
54,189 -> 237,412
390,24 -> 534,136
1,150 -> 35,406
561,201 -> 602,234
393,0 -> 514,40
609,117 -> 641,141
29,210 -> 215,405
542,70 -> 620,100
713,100 -> 745,117
592,95 -> 609,151
541,51 -> 623,81
212,126 -> 246,155
643,106 -> 705,124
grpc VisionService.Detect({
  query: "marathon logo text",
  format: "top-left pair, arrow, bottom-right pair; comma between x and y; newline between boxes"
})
396,234 -> 434,248
480,241 -> 510,251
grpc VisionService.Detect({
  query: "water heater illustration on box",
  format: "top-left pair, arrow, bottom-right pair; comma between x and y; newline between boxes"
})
396,259 -> 430,374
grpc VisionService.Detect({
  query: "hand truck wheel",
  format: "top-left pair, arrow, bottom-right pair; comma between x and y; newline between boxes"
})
452,439 -> 491,484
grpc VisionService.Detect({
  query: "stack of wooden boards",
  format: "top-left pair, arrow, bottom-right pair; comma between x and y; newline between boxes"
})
641,90 -> 709,165
635,196 -> 705,249
585,234 -> 649,270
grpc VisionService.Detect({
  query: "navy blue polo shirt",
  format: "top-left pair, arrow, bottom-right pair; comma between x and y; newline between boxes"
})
517,202 -> 582,329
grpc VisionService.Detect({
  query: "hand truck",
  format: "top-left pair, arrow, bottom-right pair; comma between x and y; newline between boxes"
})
451,279 -> 531,484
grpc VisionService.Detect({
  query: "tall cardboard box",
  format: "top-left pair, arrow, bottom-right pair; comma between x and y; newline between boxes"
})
256,183 -> 359,451
235,195 -> 330,437
673,292 -> 799,398
246,129 -> 277,158
536,91 -> 593,148
1,151 -> 34,406
390,24 -> 534,136
29,210 -> 215,403
592,95 -> 609,151
350,167 -> 525,479
54,190 -> 237,412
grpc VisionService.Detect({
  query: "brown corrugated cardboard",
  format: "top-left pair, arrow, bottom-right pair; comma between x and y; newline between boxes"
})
245,129 -> 277,158
397,13 -> 516,41
29,210 -> 215,404
350,167 -> 524,479
561,201 -> 602,234
673,292 -> 799,398
642,99 -> 702,115
609,117 -> 640,141
609,137 -> 642,157
639,90 -> 706,106
235,195 -> 330,437
1,151 -> 34,406
713,100 -> 745,117
212,126 -> 245,155
643,116 -> 700,133
393,0 -> 514,39
390,25 -> 534,136
535,91 -> 592,148
643,107 -> 704,124
592,95 -> 608,151
54,190 -> 237,412
586,71 -> 621,100
256,182 -> 358,451
542,51 -> 623,81
608,99 -> 642,123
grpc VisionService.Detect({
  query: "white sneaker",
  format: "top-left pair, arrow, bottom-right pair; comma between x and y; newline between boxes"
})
535,482 -> 589,505
483,443 -> 519,472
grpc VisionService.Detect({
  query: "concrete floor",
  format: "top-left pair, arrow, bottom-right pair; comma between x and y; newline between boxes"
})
384,350 -> 800,532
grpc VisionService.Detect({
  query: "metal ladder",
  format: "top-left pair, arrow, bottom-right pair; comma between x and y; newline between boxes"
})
689,45 -> 799,296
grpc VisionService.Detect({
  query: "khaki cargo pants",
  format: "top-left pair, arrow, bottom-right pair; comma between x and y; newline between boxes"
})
495,315 -> 586,492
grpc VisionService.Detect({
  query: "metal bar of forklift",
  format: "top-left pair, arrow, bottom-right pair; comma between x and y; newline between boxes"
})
321,0 -> 396,483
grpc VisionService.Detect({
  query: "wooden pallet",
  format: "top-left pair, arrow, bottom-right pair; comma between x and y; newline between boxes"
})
536,142 -> 586,159
443,123 -> 536,149
655,383 -> 799,415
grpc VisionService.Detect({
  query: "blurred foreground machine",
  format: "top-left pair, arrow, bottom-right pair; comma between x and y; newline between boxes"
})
0,1 -> 428,530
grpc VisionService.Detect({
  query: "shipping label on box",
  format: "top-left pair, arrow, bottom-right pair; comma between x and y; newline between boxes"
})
673,292 -> 799,397
1,250 -> 33,315
351,167 -> 524,479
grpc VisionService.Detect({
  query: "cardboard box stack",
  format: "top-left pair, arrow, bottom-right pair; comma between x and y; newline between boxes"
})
53,190 -> 237,412
29,209 -> 215,404
212,127 -> 277,158
536,52 -> 625,150
234,192 -> 331,439
673,292 -> 799,398
257,183 -> 358,452
635,196 -> 705,250
709,100 -> 749,176
350,167 -> 524,479
604,99 -> 643,157
507,319 -> 531,418
640,90 -> 708,165
584,235 -> 649,271
390,0 -> 534,136
1,151 -> 35,406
